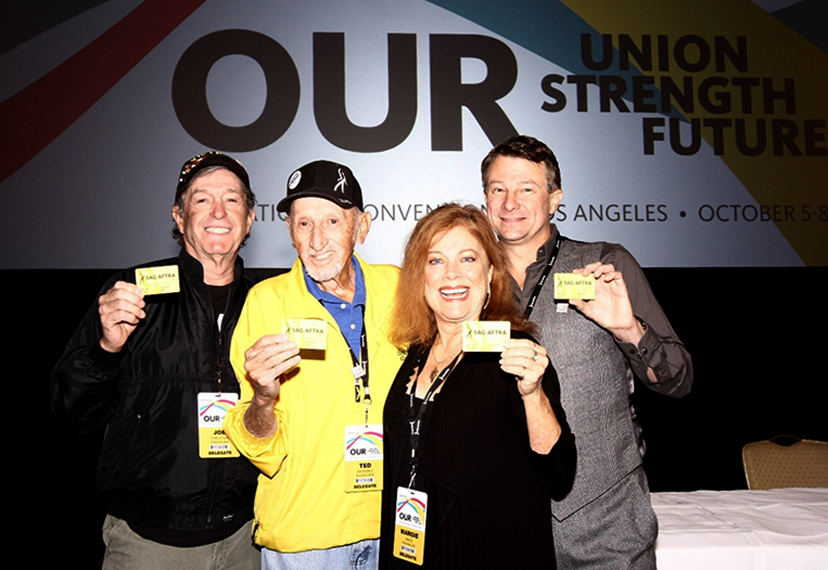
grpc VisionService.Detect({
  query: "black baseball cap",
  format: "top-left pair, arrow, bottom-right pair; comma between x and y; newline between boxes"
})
276,160 -> 363,213
175,151 -> 251,203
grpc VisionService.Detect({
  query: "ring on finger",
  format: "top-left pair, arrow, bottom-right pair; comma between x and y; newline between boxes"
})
532,350 -> 539,362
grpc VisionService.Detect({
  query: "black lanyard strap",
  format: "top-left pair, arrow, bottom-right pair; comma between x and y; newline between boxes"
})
406,351 -> 461,486
316,300 -> 370,404
341,322 -> 369,404
523,234 -> 563,319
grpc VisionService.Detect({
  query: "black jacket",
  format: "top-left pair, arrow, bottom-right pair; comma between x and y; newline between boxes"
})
51,250 -> 260,533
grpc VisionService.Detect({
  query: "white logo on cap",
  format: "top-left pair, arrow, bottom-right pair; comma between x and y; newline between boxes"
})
288,170 -> 302,190
334,169 -> 347,194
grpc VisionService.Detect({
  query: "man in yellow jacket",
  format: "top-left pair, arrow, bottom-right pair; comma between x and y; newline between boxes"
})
225,160 -> 400,569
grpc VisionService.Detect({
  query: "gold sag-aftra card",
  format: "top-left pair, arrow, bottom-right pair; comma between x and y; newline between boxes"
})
462,321 -> 510,352
282,319 -> 328,350
553,273 -> 596,300
135,265 -> 180,295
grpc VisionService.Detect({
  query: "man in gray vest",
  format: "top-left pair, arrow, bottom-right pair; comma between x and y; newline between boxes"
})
482,135 -> 692,570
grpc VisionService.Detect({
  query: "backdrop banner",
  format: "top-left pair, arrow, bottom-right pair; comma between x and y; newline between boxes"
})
2,0 -> 825,268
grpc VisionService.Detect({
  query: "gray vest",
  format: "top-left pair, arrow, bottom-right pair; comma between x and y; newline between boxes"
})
531,239 -> 643,520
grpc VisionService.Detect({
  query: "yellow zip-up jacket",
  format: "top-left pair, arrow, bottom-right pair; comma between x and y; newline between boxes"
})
224,254 -> 401,552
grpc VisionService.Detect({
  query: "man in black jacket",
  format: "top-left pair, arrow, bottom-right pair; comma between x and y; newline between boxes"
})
52,152 -> 261,569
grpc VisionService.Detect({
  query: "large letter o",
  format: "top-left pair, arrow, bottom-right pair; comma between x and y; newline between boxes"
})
172,29 -> 300,151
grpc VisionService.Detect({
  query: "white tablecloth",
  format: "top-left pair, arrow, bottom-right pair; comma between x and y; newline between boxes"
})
652,488 -> 828,570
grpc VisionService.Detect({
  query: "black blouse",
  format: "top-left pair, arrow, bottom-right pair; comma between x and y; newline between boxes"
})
380,332 -> 576,570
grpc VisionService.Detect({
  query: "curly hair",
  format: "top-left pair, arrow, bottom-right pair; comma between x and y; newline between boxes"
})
481,134 -> 561,193
390,203 -> 534,350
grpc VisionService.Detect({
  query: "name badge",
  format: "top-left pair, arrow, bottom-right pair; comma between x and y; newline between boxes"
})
282,319 -> 328,350
393,487 -> 428,565
344,425 -> 383,492
197,392 -> 240,458
135,265 -> 180,295
553,273 -> 596,300
462,321 -> 510,352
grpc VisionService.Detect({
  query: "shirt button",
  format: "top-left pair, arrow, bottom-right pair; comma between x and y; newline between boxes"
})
350,324 -> 356,330
340,303 -> 347,309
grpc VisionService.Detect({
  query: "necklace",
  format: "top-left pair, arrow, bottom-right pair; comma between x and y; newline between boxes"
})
428,360 -> 441,382
428,342 -> 459,382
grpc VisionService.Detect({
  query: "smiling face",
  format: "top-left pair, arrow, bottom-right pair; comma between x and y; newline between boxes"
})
172,168 -> 254,268
287,197 -> 370,288
424,225 -> 493,330
484,156 -> 563,250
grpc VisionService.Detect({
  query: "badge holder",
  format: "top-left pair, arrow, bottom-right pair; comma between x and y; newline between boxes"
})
197,392 -> 240,458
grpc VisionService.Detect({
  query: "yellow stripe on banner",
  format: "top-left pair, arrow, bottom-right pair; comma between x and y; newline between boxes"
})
561,0 -> 828,265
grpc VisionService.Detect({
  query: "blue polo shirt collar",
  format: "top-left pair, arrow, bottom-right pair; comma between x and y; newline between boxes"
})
303,255 -> 366,355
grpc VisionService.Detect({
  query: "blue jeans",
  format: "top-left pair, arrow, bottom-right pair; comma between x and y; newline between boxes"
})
261,539 -> 378,570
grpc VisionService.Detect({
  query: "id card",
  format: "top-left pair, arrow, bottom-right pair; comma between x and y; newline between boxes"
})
282,319 -> 328,350
393,487 -> 428,565
344,425 -> 383,492
462,320 -> 510,352
135,265 -> 180,295
197,392 -> 240,458
553,273 -> 596,300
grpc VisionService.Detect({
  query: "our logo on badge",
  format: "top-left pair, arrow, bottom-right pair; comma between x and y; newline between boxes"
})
346,430 -> 383,457
198,398 -> 237,428
397,497 -> 426,528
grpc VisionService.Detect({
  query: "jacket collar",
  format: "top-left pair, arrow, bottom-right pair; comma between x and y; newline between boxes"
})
178,248 -> 244,284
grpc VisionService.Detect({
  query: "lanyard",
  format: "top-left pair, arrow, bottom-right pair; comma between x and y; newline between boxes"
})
316,300 -> 371,416
406,351 -> 461,487
523,234 -> 563,319
340,321 -> 370,404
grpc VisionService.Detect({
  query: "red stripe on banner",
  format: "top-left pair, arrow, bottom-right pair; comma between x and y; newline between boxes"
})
0,0 -> 208,184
